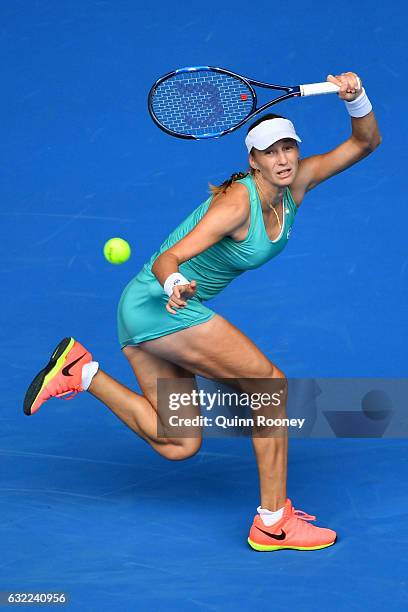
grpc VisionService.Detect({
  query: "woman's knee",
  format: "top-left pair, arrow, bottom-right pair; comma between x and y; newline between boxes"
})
253,360 -> 286,381
271,365 -> 287,399
268,365 -> 288,416
165,437 -> 202,461
244,362 -> 288,417
271,364 -> 286,380
241,357 -> 286,381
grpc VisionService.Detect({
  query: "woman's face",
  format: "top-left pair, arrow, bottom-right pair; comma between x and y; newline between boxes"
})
249,138 -> 300,186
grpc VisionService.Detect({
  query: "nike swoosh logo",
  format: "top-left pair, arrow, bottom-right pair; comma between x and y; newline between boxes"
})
62,353 -> 87,377
256,526 -> 286,541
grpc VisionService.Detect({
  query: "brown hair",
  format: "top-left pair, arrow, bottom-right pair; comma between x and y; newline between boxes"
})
208,113 -> 287,195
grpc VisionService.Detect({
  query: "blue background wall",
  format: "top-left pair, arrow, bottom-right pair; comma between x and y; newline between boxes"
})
1,1 -> 407,610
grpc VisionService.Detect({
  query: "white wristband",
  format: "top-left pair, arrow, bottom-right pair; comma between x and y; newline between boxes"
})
344,88 -> 372,118
163,272 -> 190,297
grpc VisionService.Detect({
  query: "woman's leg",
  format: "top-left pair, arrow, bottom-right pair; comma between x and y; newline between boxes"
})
136,314 -> 288,511
87,349 -> 201,461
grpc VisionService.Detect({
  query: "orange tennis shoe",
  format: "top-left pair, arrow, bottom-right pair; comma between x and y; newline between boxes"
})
23,337 -> 92,416
248,498 -> 337,551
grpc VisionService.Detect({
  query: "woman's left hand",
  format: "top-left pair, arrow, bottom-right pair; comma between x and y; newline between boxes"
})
327,72 -> 363,101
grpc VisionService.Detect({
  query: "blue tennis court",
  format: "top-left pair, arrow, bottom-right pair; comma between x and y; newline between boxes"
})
1,0 -> 407,609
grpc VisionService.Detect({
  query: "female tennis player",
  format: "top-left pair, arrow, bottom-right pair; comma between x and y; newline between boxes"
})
24,71 -> 381,551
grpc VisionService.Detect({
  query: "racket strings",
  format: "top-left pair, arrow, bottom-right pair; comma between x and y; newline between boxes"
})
151,71 -> 254,136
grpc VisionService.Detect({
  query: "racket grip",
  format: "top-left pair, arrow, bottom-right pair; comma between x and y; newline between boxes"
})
300,82 -> 339,96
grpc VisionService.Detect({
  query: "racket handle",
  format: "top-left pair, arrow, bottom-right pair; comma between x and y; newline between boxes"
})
300,82 -> 339,96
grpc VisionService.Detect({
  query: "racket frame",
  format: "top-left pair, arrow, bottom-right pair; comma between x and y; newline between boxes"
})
147,65 -> 302,140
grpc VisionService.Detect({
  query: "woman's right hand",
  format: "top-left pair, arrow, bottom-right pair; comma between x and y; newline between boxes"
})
166,280 -> 197,314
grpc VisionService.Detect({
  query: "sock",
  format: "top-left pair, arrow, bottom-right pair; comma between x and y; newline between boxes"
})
81,361 -> 99,391
257,505 -> 285,526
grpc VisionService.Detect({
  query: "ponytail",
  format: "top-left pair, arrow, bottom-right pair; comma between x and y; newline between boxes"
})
209,170 -> 252,196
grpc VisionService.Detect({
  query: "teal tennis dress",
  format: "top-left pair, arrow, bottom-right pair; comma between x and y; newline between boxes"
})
117,174 -> 298,348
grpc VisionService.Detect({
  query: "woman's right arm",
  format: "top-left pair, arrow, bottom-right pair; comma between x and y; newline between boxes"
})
152,182 -> 249,312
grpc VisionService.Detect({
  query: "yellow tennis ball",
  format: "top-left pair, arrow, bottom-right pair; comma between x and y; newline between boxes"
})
103,237 -> 131,264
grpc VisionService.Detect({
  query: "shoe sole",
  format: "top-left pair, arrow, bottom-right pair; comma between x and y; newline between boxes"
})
247,537 -> 337,551
23,337 -> 75,416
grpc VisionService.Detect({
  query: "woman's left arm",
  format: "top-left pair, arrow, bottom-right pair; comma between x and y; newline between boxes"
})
293,71 -> 382,195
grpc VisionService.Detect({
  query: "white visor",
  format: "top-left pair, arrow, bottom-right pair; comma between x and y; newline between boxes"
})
245,118 -> 301,153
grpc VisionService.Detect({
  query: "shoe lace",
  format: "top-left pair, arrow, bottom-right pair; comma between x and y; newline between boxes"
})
55,389 -> 80,401
293,508 -> 316,522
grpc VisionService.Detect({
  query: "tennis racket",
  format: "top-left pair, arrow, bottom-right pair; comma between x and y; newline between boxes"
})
148,65 -> 340,140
